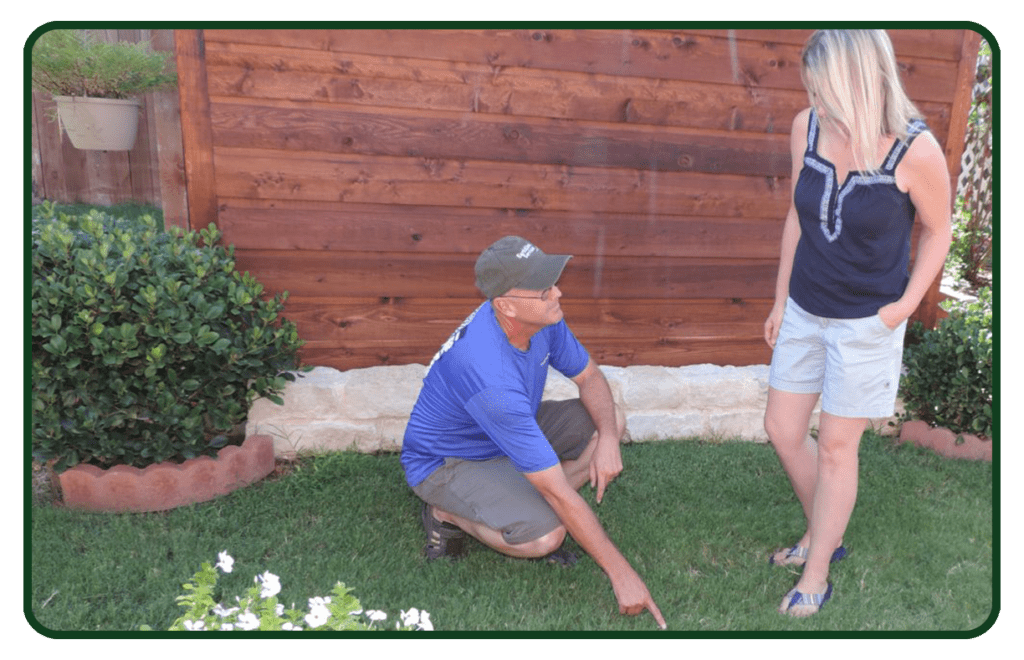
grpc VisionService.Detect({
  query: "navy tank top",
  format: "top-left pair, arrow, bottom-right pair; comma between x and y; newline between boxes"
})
789,108 -> 928,318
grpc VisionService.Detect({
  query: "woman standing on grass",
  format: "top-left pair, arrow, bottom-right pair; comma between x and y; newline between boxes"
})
763,29 -> 952,616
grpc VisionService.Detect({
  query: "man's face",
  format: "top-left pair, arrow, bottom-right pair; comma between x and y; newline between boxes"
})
500,284 -> 564,328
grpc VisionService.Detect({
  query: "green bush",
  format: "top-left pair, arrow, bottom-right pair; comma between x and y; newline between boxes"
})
900,288 -> 993,438
32,205 -> 305,471
947,197 -> 992,288
31,29 -> 177,99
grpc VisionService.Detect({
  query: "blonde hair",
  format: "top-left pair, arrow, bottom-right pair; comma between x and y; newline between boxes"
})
800,29 -> 923,173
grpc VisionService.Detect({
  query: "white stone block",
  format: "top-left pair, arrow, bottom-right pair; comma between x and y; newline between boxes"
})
619,366 -> 686,410
340,364 -> 426,419
625,411 -> 705,441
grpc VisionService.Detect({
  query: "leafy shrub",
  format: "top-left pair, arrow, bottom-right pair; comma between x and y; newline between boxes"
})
31,29 -> 177,99
947,197 -> 992,287
32,205 -> 305,471
900,288 -> 993,438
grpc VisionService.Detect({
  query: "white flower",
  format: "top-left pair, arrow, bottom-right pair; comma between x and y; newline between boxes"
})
365,609 -> 387,622
401,608 -> 433,631
308,596 -> 331,610
305,603 -> 331,629
275,603 -> 285,617
215,551 -> 234,574
255,571 -> 281,599
220,623 -> 234,631
183,619 -> 206,630
281,622 -> 303,631
235,610 -> 260,631
212,603 -> 239,618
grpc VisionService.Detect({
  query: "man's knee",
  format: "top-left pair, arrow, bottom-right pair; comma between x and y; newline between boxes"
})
509,525 -> 566,558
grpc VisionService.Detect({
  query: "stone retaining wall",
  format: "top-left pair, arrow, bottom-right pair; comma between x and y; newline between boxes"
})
247,365 -> 902,457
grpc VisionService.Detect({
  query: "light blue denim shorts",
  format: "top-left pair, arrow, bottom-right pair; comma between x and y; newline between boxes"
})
769,297 -> 907,418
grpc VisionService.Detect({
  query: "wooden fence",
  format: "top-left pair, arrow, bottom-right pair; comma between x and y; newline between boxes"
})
37,28 -> 981,371
30,29 -> 187,223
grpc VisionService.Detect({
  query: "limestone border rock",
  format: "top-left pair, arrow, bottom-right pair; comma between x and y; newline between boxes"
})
247,365 -> 903,457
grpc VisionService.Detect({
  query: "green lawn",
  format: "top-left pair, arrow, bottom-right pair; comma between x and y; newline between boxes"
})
27,432 -> 994,635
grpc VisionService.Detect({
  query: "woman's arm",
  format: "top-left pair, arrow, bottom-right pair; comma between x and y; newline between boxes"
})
881,132 -> 953,328
765,108 -> 812,347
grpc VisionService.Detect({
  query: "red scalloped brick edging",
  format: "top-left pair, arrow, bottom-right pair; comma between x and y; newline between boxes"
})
57,435 -> 275,513
899,420 -> 992,461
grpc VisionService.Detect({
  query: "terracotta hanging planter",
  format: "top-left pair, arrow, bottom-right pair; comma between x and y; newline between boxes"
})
57,434 -> 276,513
899,420 -> 992,461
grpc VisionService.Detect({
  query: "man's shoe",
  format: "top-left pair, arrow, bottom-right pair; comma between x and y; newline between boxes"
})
421,503 -> 467,560
530,547 -> 579,567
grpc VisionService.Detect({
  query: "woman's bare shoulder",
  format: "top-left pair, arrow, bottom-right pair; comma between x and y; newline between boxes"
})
788,108 -> 813,157
896,129 -> 948,194
791,107 -> 812,133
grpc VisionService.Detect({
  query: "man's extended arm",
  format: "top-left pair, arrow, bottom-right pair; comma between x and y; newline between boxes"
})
524,463 -> 666,628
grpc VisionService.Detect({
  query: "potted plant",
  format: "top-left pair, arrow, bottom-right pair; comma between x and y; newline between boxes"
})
31,29 -> 177,150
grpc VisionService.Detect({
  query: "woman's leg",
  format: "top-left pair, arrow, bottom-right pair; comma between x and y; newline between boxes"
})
779,411 -> 867,615
764,387 -> 822,558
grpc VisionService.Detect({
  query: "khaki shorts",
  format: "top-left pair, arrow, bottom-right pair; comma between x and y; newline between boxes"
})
411,399 -> 596,545
769,297 -> 907,418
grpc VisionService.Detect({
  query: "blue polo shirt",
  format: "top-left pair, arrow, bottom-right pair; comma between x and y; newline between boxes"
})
401,301 -> 590,488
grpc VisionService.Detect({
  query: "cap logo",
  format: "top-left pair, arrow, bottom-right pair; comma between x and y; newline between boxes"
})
516,244 -> 538,259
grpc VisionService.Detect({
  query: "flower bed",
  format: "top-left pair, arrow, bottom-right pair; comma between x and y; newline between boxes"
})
165,551 -> 434,632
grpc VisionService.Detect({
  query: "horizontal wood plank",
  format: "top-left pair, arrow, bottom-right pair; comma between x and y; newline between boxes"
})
297,337 -> 774,370
213,147 -> 792,217
217,199 -> 785,258
681,29 -> 967,60
282,297 -> 772,342
210,99 -> 791,176
233,251 -> 779,300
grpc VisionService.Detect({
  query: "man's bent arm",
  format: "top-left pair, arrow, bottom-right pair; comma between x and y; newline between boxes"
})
525,464 -> 666,628
571,359 -> 623,502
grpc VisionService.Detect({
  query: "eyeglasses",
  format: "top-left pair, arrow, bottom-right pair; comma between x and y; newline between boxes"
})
501,286 -> 555,302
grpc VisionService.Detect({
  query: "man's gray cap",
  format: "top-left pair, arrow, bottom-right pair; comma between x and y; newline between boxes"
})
474,236 -> 572,299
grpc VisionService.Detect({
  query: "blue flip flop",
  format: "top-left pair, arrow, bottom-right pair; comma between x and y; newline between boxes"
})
769,544 -> 847,566
781,582 -> 833,616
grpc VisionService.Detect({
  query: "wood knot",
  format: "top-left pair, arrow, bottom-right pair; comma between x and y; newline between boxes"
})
671,35 -> 697,49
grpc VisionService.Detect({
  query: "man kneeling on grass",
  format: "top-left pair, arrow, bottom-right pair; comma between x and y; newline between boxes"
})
400,236 -> 666,629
